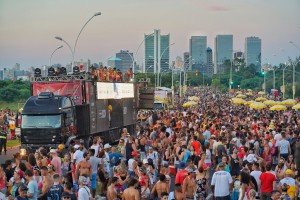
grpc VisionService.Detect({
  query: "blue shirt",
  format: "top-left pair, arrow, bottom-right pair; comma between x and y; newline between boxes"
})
182,150 -> 191,163
109,152 -> 123,167
27,180 -> 39,200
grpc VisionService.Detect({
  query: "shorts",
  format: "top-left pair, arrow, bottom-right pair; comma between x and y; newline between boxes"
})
91,173 -> 97,189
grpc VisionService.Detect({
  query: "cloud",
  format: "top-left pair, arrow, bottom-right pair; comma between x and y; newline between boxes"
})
207,4 -> 230,11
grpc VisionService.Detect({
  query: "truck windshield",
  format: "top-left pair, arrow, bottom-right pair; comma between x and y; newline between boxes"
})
153,103 -> 164,110
21,115 -> 61,128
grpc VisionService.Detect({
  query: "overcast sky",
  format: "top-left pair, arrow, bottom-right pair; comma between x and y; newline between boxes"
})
0,0 -> 299,69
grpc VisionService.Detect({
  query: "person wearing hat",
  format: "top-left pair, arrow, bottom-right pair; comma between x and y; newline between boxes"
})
175,162 -> 188,185
211,162 -> 233,200
73,144 -> 84,165
50,149 -> 62,176
10,170 -> 25,199
278,169 -> 297,199
182,167 -> 197,200
128,151 -> 139,178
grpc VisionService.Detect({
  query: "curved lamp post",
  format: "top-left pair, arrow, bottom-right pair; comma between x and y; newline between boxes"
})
289,41 -> 300,99
73,12 -> 101,70
55,12 -> 101,71
136,32 -> 154,74
55,36 -> 73,67
49,45 -> 63,67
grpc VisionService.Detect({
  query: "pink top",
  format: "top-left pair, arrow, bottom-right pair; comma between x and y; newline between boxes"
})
51,156 -> 62,175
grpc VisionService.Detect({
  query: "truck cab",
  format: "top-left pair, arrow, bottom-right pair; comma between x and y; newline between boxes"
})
20,92 -> 75,154
153,100 -> 167,110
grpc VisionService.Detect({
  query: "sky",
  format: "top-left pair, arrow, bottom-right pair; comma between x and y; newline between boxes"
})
0,0 -> 300,69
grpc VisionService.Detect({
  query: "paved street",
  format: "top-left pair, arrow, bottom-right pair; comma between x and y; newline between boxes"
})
0,146 -> 19,164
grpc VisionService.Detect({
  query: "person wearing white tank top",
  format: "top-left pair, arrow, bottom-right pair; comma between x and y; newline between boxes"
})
128,151 -> 139,178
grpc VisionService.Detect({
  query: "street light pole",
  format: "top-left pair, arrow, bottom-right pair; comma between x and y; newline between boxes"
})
157,43 -> 175,89
229,60 -> 233,90
289,41 -> 300,99
49,45 -> 63,67
136,32 -> 154,73
55,36 -> 73,67
145,65 -> 153,80
73,12 -> 101,71
122,50 -> 135,76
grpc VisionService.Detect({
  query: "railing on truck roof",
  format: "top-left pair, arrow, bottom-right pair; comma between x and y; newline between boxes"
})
31,74 -> 88,82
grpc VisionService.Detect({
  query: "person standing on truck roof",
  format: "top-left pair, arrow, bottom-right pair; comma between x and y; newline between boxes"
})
49,149 -> 62,176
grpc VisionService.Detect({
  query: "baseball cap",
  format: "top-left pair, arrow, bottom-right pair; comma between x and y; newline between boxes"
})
285,169 -> 293,175
218,162 -> 225,167
104,143 -> 112,149
15,170 -> 24,178
79,176 -> 88,185
50,149 -> 57,154
73,144 -> 80,149
179,162 -> 186,169
143,159 -> 148,164
79,139 -> 85,144
131,151 -> 139,157
61,192 -> 71,198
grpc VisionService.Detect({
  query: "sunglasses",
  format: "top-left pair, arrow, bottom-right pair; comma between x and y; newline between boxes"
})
63,197 -> 70,199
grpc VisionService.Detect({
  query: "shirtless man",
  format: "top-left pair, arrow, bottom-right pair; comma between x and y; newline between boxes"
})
174,183 -> 186,200
107,177 -> 119,200
122,178 -> 140,200
38,166 -> 53,200
182,168 -> 196,200
76,152 -> 92,180
151,174 -> 169,198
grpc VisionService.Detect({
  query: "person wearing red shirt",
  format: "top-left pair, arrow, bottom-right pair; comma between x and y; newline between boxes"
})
259,163 -> 276,200
175,162 -> 188,185
191,136 -> 201,155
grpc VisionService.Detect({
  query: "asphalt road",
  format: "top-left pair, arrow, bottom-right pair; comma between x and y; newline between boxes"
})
0,146 -> 19,164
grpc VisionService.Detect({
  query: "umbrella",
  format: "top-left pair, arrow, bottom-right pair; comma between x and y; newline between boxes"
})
263,100 -> 278,106
236,91 -> 242,94
245,92 -> 253,96
244,100 -> 254,105
258,91 -> 266,95
188,96 -> 200,101
231,98 -> 246,105
292,104 -> 300,110
280,99 -> 297,106
247,89 -> 252,92
236,94 -> 246,98
250,102 -> 266,110
269,105 -> 287,111
255,97 -> 267,102
182,101 -> 198,107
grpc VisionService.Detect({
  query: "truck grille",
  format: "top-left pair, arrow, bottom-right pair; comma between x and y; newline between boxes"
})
21,129 -> 62,144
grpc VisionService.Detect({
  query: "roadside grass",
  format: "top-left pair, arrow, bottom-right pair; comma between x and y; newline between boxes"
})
0,101 -> 25,111
7,139 -> 20,148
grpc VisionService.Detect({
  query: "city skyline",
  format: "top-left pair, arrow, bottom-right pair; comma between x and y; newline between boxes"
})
0,0 -> 299,69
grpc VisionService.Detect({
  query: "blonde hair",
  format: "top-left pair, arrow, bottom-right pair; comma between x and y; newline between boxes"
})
249,189 -> 256,199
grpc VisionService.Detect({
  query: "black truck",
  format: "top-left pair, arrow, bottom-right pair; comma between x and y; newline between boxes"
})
20,74 -> 138,155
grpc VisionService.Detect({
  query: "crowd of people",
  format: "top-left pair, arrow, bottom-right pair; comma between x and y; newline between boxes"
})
0,86 -> 299,200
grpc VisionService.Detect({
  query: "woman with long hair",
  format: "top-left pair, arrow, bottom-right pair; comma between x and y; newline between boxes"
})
61,153 -> 73,184
195,165 -> 209,200
239,168 -> 252,200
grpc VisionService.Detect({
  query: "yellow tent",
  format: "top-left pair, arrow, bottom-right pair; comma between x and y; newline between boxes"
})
263,100 -> 277,106
292,104 -> 300,110
269,105 -> 287,111
250,102 -> 266,110
236,94 -> 246,98
182,101 -> 198,107
258,91 -> 266,95
255,97 -> 267,102
280,99 -> 297,106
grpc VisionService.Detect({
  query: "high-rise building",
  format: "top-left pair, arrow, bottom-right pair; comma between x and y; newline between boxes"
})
183,52 -> 190,70
144,29 -> 170,73
245,36 -> 261,71
189,36 -> 207,73
107,57 -> 122,69
116,50 -> 134,73
0,69 -> 3,80
214,35 -> 233,74
206,47 -> 213,77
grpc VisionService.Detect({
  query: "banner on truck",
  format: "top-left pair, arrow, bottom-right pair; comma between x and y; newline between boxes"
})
32,81 -> 83,105
96,82 -> 134,99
